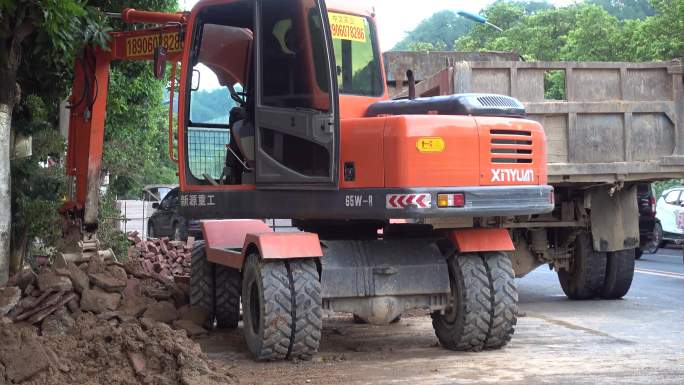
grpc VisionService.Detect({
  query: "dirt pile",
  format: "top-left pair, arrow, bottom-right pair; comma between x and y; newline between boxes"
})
128,232 -> 194,279
0,249 -> 234,385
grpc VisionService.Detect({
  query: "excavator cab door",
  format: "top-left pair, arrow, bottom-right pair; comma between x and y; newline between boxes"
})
254,0 -> 339,189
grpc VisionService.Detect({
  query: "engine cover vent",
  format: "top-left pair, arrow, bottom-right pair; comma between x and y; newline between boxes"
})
477,95 -> 522,109
366,93 -> 526,119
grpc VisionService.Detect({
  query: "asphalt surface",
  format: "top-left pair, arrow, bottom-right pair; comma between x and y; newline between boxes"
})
203,247 -> 684,385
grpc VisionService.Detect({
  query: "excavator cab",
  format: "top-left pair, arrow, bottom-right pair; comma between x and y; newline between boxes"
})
179,0 -> 339,191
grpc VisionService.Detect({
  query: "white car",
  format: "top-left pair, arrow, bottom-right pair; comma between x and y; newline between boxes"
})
656,187 -> 684,244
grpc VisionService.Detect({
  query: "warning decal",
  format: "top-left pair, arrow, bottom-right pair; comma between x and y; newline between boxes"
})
328,12 -> 367,42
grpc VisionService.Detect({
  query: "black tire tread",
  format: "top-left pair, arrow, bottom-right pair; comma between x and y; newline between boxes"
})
601,249 -> 635,299
288,259 -> 322,360
558,233 -> 607,300
215,265 -> 241,329
190,241 -> 214,327
432,253 -> 492,351
482,252 -> 518,349
243,255 -> 292,361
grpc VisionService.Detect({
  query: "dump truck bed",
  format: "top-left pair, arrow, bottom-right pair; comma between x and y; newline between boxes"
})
384,52 -> 684,185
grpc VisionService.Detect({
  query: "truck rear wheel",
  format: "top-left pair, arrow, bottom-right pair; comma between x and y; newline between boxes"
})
601,249 -> 635,299
558,233 -> 607,300
215,265 -> 241,329
432,252 -> 518,351
241,254 -> 322,361
190,241 -> 215,328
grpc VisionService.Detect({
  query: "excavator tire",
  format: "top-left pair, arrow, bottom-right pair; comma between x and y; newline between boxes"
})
601,248 -> 635,299
215,265 -> 242,329
190,241 -> 215,328
558,233 -> 607,300
242,255 -> 322,361
432,252 -> 518,351
287,259 -> 322,360
482,252 -> 518,349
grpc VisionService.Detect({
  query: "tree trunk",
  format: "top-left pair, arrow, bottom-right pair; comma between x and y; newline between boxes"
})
10,225 -> 28,275
0,101 -> 12,284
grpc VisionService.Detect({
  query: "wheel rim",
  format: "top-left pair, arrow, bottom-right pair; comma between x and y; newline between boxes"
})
249,280 -> 260,334
174,225 -> 181,241
148,224 -> 154,238
645,223 -> 662,254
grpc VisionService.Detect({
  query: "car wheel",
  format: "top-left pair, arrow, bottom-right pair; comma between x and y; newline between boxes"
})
644,222 -> 662,254
147,222 -> 156,239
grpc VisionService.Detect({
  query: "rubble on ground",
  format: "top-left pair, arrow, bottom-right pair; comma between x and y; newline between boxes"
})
127,231 -> 194,280
0,246 -> 233,385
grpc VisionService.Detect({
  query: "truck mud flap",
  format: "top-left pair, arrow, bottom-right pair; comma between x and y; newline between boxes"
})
590,185 -> 639,252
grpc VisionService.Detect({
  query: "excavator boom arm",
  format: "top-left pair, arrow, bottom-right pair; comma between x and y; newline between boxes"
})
63,12 -> 185,233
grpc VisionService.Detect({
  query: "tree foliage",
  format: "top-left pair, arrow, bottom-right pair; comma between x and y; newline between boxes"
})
393,11 -> 469,51
393,1 -> 556,52
1,0 -> 178,276
453,0 -> 683,63
588,0 -> 655,20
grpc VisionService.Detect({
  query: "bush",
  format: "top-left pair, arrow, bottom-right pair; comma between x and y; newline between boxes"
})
97,192 -> 130,261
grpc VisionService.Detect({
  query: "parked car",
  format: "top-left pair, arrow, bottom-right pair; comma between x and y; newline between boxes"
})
655,186 -> 684,247
636,184 -> 662,259
142,184 -> 176,203
147,188 -> 202,241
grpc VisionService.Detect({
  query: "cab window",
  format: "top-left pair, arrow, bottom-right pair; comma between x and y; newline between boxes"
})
328,12 -> 383,96
260,0 -> 331,111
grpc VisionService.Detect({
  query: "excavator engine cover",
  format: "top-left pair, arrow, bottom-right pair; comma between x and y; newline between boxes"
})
365,93 -> 525,118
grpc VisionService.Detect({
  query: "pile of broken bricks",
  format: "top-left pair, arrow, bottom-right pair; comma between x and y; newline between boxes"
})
0,250 -> 210,339
127,231 -> 195,280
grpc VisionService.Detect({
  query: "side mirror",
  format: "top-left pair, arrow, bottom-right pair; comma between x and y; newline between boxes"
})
152,202 -> 160,209
153,46 -> 168,80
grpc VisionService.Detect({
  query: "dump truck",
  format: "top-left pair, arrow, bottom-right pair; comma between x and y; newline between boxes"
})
384,51 -> 684,299
60,1 -> 555,361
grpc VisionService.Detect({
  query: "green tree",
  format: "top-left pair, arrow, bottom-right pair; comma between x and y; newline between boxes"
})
588,0 -> 655,20
0,0 -> 109,281
560,5 -> 627,61
628,0 -> 684,60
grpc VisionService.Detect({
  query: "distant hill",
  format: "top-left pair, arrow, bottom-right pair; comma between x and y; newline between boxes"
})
392,10 -> 469,51
392,0 -> 654,52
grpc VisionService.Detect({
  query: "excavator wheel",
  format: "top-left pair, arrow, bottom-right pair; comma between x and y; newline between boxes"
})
432,252 -> 518,352
241,254 -> 322,361
557,233 -> 607,300
190,241 -> 215,328
600,248 -> 635,299
215,265 -> 242,329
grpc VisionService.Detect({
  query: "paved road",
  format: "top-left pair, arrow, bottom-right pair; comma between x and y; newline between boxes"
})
202,247 -> 684,385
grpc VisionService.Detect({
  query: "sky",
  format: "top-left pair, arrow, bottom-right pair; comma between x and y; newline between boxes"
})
181,0 -> 577,51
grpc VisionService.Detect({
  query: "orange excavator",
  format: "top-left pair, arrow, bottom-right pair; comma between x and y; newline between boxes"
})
62,0 -> 553,360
